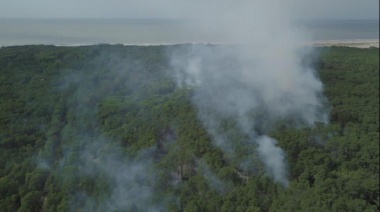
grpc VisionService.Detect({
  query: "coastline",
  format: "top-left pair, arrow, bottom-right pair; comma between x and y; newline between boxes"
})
1,39 -> 379,49
313,39 -> 379,48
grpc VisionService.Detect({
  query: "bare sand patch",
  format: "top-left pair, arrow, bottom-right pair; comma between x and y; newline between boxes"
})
313,39 -> 379,48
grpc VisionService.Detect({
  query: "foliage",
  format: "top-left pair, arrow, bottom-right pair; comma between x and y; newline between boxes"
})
0,45 -> 378,211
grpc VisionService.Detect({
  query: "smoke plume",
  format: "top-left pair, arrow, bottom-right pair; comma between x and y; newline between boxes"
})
169,0 -> 329,186
35,52 -> 169,211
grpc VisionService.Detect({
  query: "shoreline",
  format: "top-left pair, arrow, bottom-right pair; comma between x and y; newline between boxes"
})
312,39 -> 379,48
1,39 -> 379,49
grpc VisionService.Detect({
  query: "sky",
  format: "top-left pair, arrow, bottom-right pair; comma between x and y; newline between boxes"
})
0,0 -> 378,20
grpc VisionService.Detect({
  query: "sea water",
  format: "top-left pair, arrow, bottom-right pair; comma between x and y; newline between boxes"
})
0,18 -> 378,46
304,19 -> 379,41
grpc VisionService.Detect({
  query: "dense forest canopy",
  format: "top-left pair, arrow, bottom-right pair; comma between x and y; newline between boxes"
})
0,44 -> 378,211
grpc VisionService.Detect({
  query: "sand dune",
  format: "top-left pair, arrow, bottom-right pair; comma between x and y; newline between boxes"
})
313,39 -> 379,48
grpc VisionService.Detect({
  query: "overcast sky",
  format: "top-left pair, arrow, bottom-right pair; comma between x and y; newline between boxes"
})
0,0 -> 378,20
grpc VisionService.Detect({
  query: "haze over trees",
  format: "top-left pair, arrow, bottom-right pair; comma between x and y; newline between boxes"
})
0,44 -> 378,211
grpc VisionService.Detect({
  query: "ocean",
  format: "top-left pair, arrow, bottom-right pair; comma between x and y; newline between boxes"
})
0,18 -> 378,46
303,19 -> 379,41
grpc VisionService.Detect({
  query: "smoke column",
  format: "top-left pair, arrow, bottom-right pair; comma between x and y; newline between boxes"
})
170,0 -> 329,186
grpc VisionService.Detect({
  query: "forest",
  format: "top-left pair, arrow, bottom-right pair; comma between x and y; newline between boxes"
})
0,44 -> 378,211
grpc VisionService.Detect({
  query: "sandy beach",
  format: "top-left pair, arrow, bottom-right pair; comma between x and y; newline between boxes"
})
313,39 -> 379,48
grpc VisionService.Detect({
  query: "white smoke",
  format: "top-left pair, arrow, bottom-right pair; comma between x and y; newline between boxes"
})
75,139 -> 163,211
169,0 -> 329,186
256,136 -> 289,187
